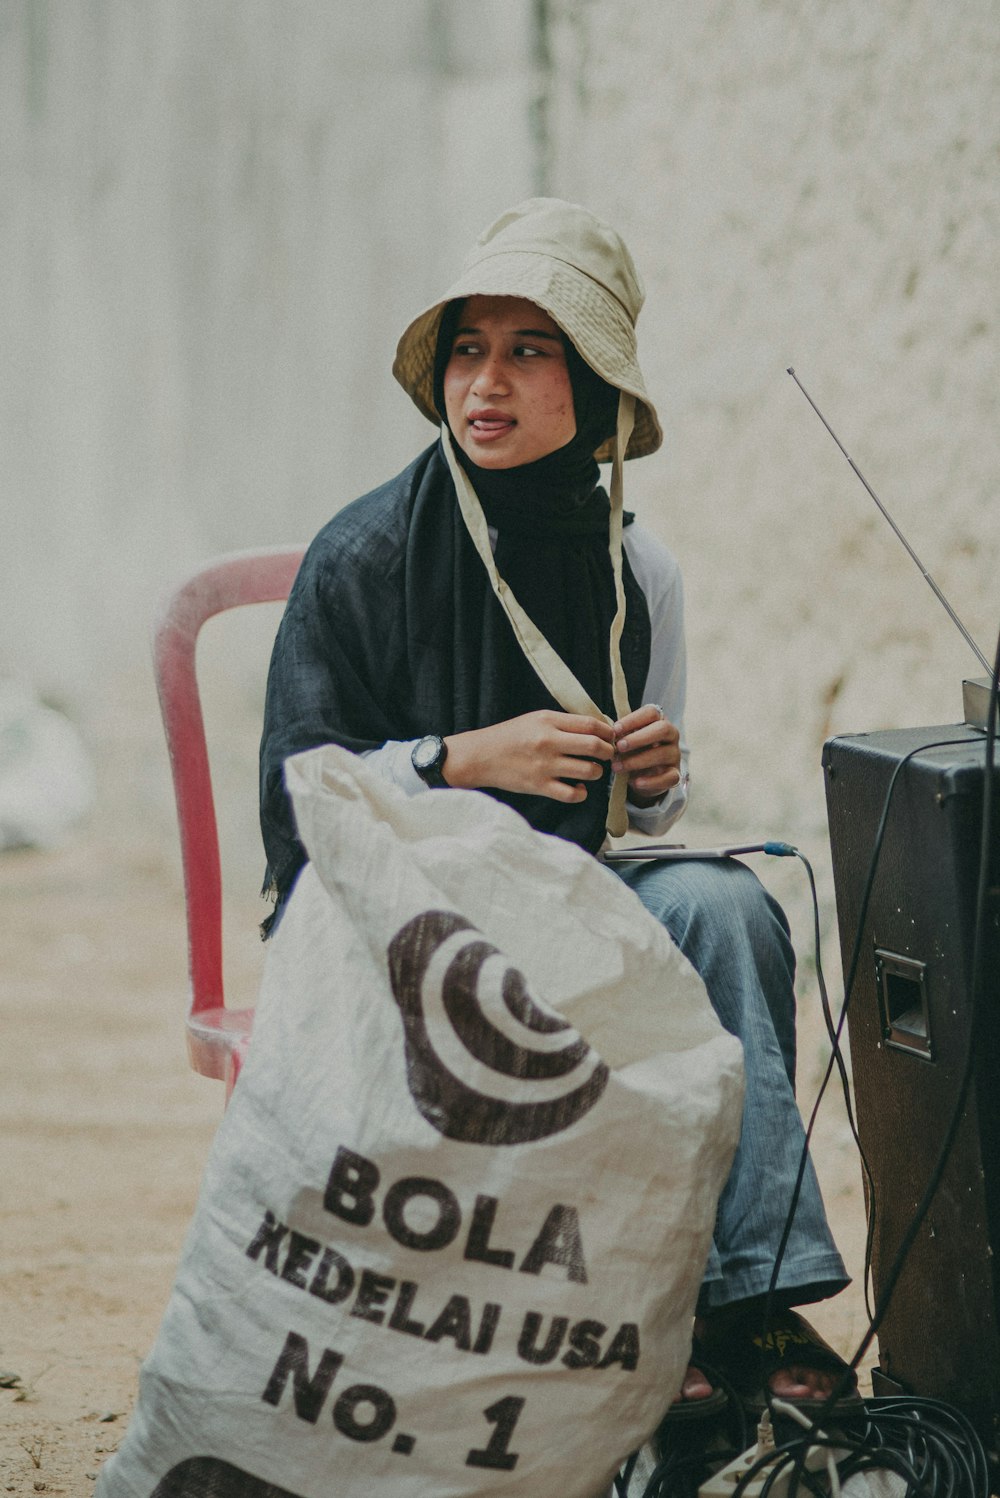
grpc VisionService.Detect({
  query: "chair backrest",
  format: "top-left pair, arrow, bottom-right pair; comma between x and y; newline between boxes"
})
152,547 -> 305,1083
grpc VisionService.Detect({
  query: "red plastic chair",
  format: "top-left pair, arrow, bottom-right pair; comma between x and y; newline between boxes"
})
153,547 -> 305,1099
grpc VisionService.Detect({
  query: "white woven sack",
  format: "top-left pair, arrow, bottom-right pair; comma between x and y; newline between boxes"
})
97,745 -> 743,1498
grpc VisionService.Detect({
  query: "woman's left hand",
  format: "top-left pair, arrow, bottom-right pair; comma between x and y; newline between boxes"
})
611,704 -> 683,806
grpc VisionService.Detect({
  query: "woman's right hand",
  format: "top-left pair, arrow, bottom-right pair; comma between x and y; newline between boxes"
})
443,711 -> 614,802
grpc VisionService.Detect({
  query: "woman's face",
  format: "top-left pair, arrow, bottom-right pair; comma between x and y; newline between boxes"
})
443,296 -> 577,469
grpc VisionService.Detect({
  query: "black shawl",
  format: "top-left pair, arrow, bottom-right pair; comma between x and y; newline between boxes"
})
259,440 -> 651,921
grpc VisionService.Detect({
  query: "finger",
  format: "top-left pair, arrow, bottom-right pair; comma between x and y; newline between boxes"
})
544,777 -> 589,804
615,718 -> 679,757
557,714 -> 616,744
556,732 -> 614,762
612,740 -> 681,773
554,755 -> 606,781
615,732 -> 679,764
613,702 -> 664,736
629,765 -> 683,796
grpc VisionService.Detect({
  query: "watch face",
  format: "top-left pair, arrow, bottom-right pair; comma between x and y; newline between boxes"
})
413,735 -> 442,771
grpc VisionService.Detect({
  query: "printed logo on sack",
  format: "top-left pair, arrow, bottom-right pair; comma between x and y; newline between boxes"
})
387,911 -> 609,1145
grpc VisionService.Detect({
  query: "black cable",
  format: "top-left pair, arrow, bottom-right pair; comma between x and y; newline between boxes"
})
620,662 -> 1000,1493
754,707 -> 994,1420
616,1361 -> 750,1497
737,640 -> 999,1483
775,847 -> 877,1310
849,635 -> 999,1378
638,779 -> 991,1492
614,1451 -> 639,1495
822,733 -> 979,1329
721,1395 -> 990,1497
844,1396 -> 990,1497
793,847 -> 879,1326
766,742 -> 968,1265
796,846 -> 877,1323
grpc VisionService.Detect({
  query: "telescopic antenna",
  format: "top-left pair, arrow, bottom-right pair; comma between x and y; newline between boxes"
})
787,367 -> 991,676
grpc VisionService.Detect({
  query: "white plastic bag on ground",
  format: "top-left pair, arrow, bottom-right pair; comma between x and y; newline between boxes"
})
0,680 -> 94,849
97,745 -> 743,1498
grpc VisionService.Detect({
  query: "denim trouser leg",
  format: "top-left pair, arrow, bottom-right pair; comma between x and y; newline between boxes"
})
611,856 -> 848,1312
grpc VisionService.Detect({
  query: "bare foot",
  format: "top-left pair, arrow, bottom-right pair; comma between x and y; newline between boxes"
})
673,1363 -> 716,1404
769,1365 -> 839,1402
672,1318 -> 718,1405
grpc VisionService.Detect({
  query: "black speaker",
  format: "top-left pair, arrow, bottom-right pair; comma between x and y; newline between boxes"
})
823,724 -> 1000,1440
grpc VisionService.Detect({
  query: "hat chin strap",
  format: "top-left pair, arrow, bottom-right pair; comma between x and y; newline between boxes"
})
440,390 -> 636,841
605,391 -> 636,837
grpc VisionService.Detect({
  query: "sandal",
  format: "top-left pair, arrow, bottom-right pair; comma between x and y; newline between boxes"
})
699,1308 -> 863,1417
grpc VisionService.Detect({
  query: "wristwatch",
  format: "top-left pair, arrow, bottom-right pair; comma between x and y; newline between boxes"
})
411,734 -> 450,788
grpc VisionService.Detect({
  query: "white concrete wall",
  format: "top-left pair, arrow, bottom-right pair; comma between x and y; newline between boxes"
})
545,0 -> 999,843
1,0 -> 544,717
4,0 -> 996,871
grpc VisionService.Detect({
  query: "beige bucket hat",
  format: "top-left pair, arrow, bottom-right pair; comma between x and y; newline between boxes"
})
392,197 -> 663,463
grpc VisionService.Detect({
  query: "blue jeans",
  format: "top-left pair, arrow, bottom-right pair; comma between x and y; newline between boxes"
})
610,856 -> 848,1314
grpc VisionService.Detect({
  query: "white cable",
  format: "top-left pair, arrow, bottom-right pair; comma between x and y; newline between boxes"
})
769,1400 -> 842,1498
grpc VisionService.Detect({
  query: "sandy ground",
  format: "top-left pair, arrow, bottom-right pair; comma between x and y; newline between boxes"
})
0,722 -> 873,1497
